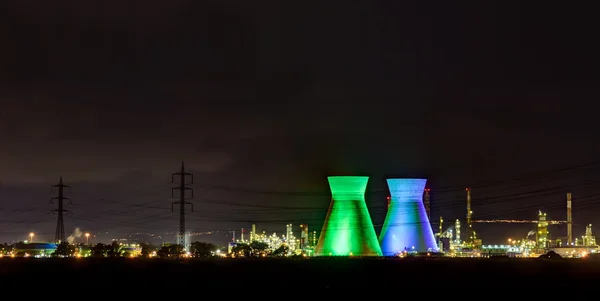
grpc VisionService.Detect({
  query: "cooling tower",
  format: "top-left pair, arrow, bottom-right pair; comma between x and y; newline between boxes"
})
379,178 -> 438,255
315,176 -> 382,256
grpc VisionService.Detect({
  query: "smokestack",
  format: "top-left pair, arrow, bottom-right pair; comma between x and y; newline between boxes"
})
567,192 -> 572,245
438,216 -> 443,251
466,188 -> 472,225
465,188 -> 473,244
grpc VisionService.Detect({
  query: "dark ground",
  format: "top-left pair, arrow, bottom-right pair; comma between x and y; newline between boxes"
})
1,257 -> 599,288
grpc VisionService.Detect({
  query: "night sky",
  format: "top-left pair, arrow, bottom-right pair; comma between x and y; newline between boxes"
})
1,1 -> 599,245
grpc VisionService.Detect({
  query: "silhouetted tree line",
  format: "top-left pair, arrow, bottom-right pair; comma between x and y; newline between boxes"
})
54,241 -> 76,257
90,241 -> 128,257
1,240 -> 222,259
155,241 -> 219,258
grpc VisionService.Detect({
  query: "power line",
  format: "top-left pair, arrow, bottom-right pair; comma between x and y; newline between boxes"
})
3,160 -> 600,242
434,159 -> 600,191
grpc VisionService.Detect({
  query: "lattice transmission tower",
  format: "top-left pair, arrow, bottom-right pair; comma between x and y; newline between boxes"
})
171,162 -> 194,247
49,176 -> 72,243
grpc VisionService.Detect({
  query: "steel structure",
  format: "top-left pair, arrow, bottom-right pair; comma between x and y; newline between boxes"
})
465,188 -> 476,245
455,219 -> 461,244
315,176 -> 382,256
567,192 -> 573,245
537,211 -> 549,248
379,178 -> 437,255
171,162 -> 194,247
49,177 -> 72,243
472,219 -> 566,224
424,188 -> 431,220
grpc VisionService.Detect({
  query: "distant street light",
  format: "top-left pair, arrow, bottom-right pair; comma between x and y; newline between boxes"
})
85,233 -> 90,245
29,232 -> 34,243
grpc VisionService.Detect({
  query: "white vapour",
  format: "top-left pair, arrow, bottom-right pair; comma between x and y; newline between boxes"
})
67,227 -> 83,244
527,230 -> 536,237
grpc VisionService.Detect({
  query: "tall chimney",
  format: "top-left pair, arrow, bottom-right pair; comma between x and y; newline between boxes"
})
567,192 -> 572,246
466,188 -> 473,244
466,188 -> 472,226
438,216 -> 443,249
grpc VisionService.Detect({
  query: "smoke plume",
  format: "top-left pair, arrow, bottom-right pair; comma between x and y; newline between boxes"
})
67,227 -> 83,244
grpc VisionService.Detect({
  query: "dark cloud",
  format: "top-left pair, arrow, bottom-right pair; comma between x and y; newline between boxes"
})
1,1 -> 600,243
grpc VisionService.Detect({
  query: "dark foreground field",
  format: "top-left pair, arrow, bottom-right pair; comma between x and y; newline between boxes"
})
2,257 -> 600,288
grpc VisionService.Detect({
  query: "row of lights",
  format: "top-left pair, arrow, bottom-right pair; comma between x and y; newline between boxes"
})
27,232 -> 92,244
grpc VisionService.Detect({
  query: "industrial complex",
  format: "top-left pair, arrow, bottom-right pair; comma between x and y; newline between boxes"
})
226,176 -> 597,259
2,173 -> 597,260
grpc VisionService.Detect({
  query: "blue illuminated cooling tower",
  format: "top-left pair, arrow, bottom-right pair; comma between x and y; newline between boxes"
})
379,178 -> 438,255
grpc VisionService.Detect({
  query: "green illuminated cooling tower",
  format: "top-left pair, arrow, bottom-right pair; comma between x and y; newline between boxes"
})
315,176 -> 382,256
